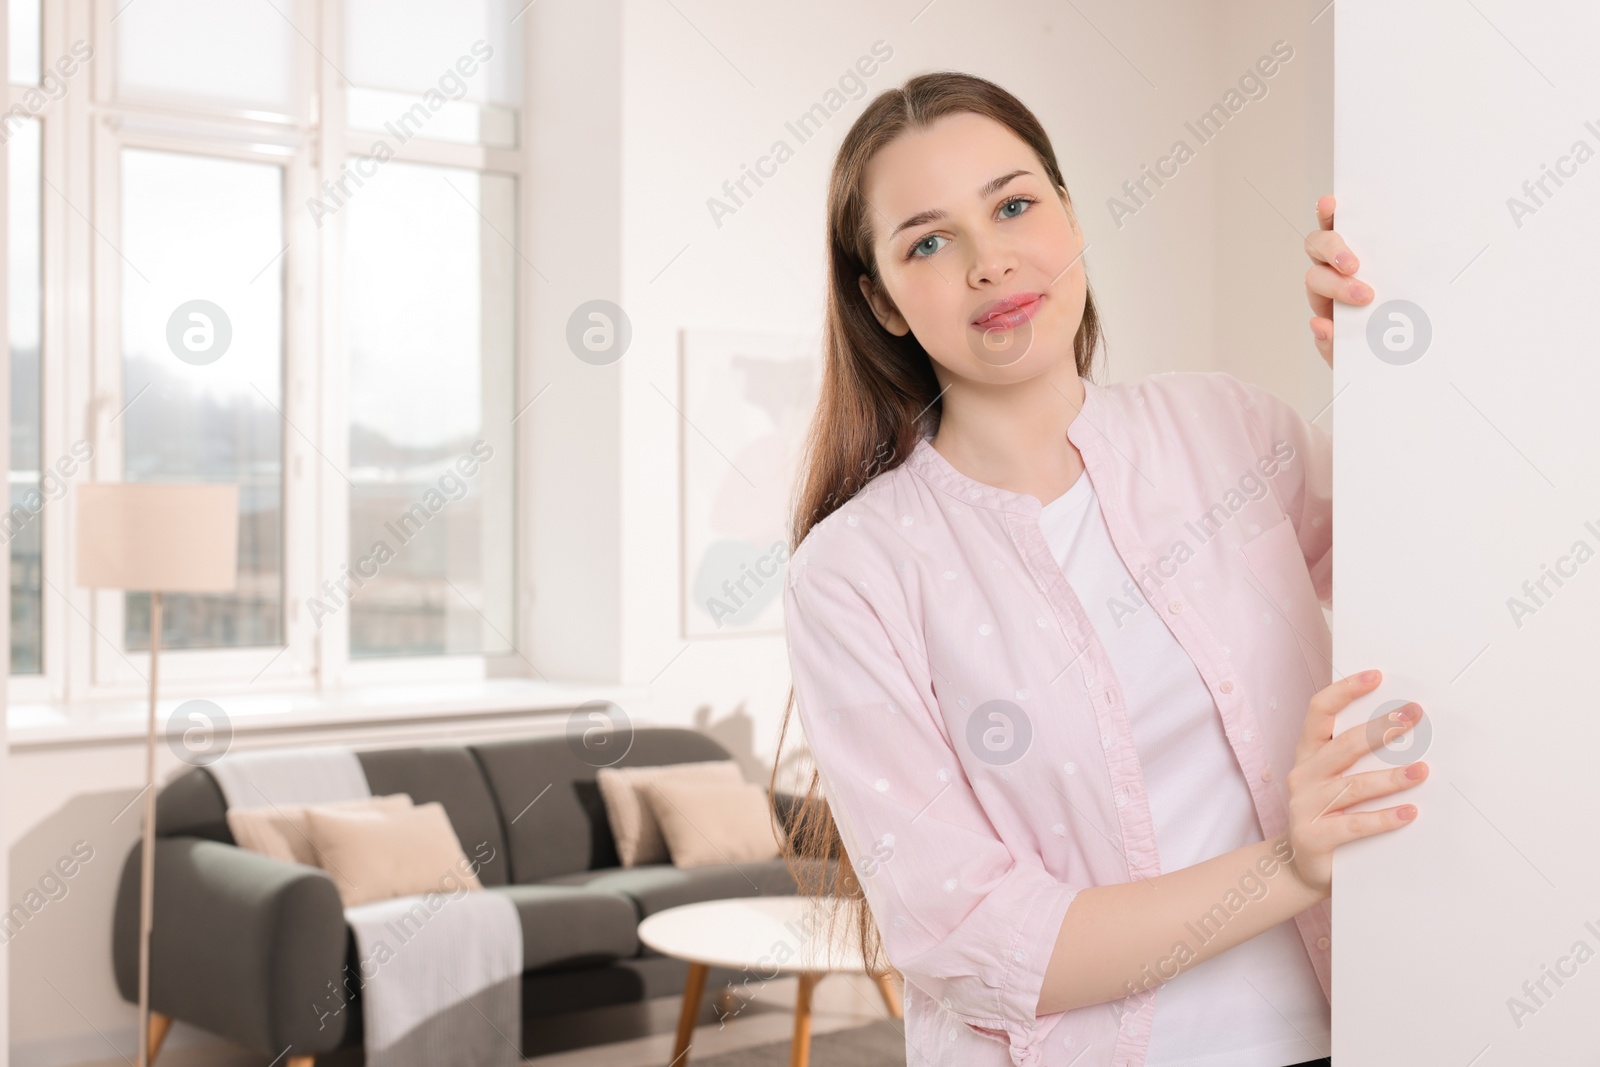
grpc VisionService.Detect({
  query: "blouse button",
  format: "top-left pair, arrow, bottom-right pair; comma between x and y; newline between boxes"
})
1261,768 -> 1274,783
1168,600 -> 1183,614
1316,936 -> 1331,950
1036,617 -> 1048,627
1219,680 -> 1234,694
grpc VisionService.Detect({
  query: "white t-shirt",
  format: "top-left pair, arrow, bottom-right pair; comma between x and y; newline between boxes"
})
1039,469 -> 1331,1067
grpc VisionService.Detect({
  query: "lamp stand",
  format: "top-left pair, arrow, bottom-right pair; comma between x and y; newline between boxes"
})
136,591 -> 162,1067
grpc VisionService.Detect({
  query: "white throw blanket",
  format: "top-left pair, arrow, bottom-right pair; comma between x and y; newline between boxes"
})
345,892 -> 522,1067
208,746 -> 372,809
207,747 -> 523,1066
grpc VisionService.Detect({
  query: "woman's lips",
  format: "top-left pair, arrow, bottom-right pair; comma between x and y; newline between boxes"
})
971,294 -> 1043,332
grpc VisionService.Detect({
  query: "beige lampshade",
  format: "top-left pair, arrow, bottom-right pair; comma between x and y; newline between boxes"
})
76,483 -> 240,592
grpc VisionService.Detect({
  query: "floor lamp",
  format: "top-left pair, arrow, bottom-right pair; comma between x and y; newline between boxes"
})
76,483 -> 239,1067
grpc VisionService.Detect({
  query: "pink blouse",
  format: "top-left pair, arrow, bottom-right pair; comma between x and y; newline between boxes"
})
782,370 -> 1333,1066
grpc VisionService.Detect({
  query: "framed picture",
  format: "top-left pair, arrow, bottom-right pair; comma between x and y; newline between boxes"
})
678,328 -> 821,639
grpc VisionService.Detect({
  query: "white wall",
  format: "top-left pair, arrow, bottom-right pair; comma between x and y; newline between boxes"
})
9,2 -> 1331,1062
1333,1 -> 1600,1061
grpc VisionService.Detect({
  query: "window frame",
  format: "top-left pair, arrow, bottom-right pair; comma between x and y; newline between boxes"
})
8,0 -> 533,711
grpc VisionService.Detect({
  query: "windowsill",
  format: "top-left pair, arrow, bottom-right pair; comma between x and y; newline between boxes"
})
7,677 -> 650,750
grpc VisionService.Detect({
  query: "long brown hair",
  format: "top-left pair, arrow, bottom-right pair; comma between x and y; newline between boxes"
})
769,71 -> 1105,979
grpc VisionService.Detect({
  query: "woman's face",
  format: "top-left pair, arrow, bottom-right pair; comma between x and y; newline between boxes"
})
857,111 -> 1087,381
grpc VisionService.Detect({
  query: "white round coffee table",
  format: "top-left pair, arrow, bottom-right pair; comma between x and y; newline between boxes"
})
637,896 -> 902,1067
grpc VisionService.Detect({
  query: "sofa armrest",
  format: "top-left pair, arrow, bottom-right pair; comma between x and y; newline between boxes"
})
112,837 -> 351,1056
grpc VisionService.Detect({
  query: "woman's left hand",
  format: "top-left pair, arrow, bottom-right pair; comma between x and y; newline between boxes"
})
1304,194 -> 1372,368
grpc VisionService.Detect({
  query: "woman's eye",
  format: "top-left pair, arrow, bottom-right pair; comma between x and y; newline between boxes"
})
908,234 -> 947,259
999,195 -> 1035,219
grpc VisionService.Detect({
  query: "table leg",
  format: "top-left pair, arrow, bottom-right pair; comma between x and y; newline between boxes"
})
790,972 -> 820,1067
146,1012 -> 173,1063
873,972 -> 903,1019
672,962 -> 709,1065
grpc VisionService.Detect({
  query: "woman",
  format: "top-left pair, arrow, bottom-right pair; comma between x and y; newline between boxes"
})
772,71 -> 1424,1067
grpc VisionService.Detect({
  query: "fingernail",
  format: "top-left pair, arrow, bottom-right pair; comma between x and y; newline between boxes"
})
1360,669 -> 1380,683
1398,805 -> 1417,821
1404,762 -> 1427,779
1390,703 -> 1419,723
1350,283 -> 1372,301
1335,252 -> 1355,272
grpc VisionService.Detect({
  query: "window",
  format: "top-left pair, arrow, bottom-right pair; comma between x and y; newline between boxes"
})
119,148 -> 285,652
343,162 -> 516,658
343,0 -> 523,147
113,0 -> 294,114
7,119 -> 41,674
8,0 -> 41,87
10,1 -> 529,703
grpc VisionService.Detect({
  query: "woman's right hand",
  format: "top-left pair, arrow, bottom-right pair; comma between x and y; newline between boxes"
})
1282,669 -> 1427,897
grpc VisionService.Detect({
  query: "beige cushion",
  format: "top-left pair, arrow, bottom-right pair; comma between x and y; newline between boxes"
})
640,779 -> 782,869
303,801 -> 483,907
596,760 -> 746,867
226,794 -> 414,867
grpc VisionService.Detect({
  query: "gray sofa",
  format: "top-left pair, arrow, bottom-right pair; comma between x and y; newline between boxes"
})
110,726 -> 826,1063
